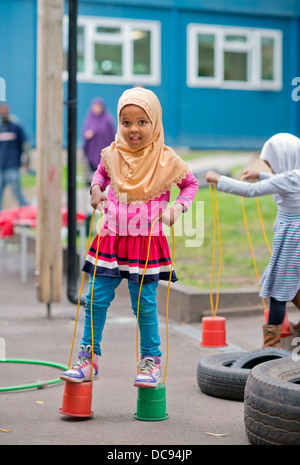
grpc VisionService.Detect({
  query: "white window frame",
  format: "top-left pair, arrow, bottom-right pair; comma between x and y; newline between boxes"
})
187,23 -> 282,91
63,16 -> 161,85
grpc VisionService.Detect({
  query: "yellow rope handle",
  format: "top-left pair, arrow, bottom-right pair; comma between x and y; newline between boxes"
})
136,216 -> 175,385
240,176 -> 271,310
67,208 -> 103,380
207,175 -> 272,316
163,224 -> 174,384
68,209 -> 96,370
90,210 -> 103,379
255,198 -> 272,255
209,182 -> 223,318
68,209 -> 173,384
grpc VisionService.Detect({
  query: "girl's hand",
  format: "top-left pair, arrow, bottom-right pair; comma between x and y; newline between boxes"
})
160,203 -> 184,227
90,185 -> 107,211
241,169 -> 259,181
205,170 -> 221,183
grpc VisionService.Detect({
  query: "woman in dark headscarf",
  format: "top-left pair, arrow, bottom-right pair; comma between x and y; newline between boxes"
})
82,97 -> 115,173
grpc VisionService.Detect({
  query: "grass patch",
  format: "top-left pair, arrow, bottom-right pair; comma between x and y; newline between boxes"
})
20,170 -> 36,188
178,150 -> 249,162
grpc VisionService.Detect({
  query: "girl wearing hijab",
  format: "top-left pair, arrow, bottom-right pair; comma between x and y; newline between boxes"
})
206,133 -> 300,348
82,97 -> 115,174
61,88 -> 198,386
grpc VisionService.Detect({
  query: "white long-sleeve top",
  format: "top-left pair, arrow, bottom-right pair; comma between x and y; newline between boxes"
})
217,170 -> 300,214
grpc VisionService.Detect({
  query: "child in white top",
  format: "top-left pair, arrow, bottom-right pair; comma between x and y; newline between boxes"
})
206,133 -> 300,347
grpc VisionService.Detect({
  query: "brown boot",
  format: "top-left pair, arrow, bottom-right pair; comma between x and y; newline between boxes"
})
292,320 -> 300,330
262,324 -> 282,348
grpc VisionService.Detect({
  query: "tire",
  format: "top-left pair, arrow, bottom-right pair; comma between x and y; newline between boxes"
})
197,348 -> 291,402
244,357 -> 300,445
197,352 -> 248,401
232,347 -> 291,369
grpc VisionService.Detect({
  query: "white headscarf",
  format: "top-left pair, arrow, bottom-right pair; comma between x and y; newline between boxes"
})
260,133 -> 300,173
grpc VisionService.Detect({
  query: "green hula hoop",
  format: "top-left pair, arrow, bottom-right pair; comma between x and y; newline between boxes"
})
0,359 -> 68,392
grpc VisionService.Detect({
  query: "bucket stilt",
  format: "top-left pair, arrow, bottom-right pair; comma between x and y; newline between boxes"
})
134,383 -> 169,421
264,308 -> 292,337
200,316 -> 227,347
59,381 -> 94,418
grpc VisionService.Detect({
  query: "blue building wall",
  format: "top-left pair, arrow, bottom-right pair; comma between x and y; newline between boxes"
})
177,9 -> 299,148
1,0 -> 300,150
0,0 -> 37,145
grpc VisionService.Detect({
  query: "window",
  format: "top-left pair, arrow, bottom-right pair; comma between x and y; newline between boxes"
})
63,16 -> 161,85
187,24 -> 282,90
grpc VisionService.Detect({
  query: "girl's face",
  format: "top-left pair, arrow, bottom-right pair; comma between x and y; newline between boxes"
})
119,104 -> 152,149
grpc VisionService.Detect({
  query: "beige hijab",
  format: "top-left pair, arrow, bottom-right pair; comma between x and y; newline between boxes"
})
101,87 -> 189,203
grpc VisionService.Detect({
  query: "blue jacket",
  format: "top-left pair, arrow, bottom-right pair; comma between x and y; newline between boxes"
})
0,119 -> 27,169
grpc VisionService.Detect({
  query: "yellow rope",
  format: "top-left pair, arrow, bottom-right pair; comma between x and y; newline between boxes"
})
68,209 -> 96,370
68,210 -> 173,385
240,176 -> 271,309
250,188 -> 290,324
209,182 -> 223,317
208,175 -> 275,317
136,216 -> 174,384
163,224 -> 175,384
255,198 -> 272,255
67,208 -> 103,381
90,211 -> 103,379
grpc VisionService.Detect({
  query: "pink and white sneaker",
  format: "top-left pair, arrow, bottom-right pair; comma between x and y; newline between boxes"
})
60,345 -> 98,383
134,355 -> 161,388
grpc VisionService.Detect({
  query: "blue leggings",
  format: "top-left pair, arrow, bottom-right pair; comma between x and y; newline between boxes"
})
81,275 -> 161,357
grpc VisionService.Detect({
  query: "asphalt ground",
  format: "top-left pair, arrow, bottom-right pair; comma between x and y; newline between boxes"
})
0,152 -> 298,452
1,243 -> 299,450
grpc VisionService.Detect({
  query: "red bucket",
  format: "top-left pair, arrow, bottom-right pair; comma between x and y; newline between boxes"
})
59,381 -> 94,418
200,316 -> 227,347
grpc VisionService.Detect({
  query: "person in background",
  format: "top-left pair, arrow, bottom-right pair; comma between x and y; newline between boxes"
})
205,133 -> 300,348
0,103 -> 29,211
81,97 -> 115,183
